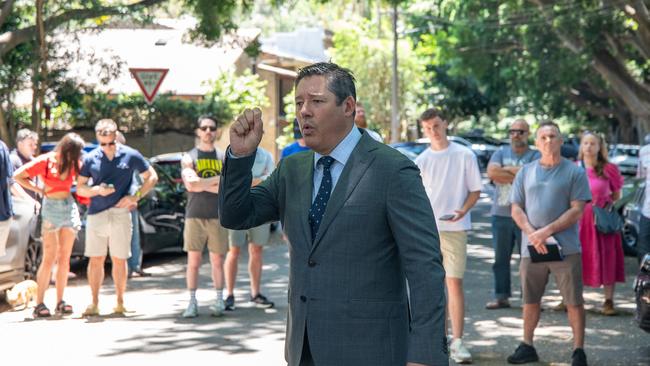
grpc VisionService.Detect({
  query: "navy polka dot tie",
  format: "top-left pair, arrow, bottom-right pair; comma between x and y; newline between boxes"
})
309,156 -> 335,241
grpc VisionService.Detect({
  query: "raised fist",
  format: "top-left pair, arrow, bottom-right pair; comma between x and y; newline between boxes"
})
230,108 -> 264,157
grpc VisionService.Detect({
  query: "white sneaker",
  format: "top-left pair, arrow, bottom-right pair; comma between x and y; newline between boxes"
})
182,301 -> 198,318
209,298 -> 225,317
449,338 -> 472,364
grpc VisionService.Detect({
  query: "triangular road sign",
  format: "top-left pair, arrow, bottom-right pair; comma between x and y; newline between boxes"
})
129,68 -> 169,104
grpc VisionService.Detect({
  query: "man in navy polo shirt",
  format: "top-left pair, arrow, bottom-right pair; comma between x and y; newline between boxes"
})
77,119 -> 158,316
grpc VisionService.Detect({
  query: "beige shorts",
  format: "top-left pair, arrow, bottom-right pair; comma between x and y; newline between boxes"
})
183,218 -> 228,254
439,231 -> 468,279
85,207 -> 132,259
228,224 -> 271,248
520,254 -> 584,305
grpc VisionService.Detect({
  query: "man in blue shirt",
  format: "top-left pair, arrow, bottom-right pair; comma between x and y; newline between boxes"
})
77,119 -> 158,316
281,119 -> 310,159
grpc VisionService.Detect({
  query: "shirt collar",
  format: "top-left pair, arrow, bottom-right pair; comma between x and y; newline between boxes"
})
313,126 -> 362,169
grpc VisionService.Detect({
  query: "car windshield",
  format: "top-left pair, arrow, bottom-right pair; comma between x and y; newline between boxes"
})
459,135 -> 505,146
609,146 -> 639,157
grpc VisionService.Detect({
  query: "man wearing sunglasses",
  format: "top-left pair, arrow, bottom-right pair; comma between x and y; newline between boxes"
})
77,118 -> 158,316
485,119 -> 540,310
180,115 -> 229,318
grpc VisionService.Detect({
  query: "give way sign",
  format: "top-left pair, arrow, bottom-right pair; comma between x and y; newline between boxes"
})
129,68 -> 169,104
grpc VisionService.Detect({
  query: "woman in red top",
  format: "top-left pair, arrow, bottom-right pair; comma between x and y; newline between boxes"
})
14,133 -> 85,317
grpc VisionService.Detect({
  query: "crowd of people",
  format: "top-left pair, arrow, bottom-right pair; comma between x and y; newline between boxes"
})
0,61 -> 648,366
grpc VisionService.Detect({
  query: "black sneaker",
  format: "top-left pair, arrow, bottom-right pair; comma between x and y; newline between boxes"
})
571,348 -> 587,366
250,294 -> 274,309
225,295 -> 235,311
507,342 -> 539,364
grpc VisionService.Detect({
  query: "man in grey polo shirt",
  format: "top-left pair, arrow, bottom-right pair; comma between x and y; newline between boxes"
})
508,121 -> 591,366
486,119 -> 539,309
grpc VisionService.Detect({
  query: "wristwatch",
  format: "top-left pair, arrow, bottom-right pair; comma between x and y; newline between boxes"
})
134,190 -> 142,199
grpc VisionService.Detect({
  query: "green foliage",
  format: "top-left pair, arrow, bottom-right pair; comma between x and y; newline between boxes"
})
406,0 -> 647,139
204,69 -> 269,120
330,19 -> 426,139
182,0 -> 254,43
275,89 -> 296,150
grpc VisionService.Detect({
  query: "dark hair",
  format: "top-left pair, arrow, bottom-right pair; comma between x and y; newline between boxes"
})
197,115 -> 218,128
419,108 -> 446,122
537,120 -> 561,135
54,133 -> 85,176
295,62 -> 356,105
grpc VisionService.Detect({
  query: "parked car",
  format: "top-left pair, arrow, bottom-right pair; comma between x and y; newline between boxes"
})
388,141 -> 428,161
560,135 -> 580,161
389,136 -> 497,168
69,152 -> 186,258
0,197 -> 41,291
40,141 -> 98,154
620,179 -> 644,257
609,144 -> 640,176
415,136 -> 497,168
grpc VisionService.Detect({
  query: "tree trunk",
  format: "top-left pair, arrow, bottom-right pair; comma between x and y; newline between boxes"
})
33,0 -> 46,137
632,113 -> 650,145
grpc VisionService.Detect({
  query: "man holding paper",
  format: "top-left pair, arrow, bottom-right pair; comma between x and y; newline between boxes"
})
509,121 -> 591,366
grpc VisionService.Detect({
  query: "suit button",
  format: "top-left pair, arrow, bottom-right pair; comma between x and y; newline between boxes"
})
308,259 -> 316,267
300,296 -> 307,302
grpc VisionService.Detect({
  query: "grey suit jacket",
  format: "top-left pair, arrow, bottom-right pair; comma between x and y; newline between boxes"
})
219,132 -> 448,366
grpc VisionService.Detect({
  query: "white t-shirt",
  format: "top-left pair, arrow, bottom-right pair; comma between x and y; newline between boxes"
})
415,142 -> 483,231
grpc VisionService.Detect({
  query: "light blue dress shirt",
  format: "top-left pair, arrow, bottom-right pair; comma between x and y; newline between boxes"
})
312,127 -> 362,202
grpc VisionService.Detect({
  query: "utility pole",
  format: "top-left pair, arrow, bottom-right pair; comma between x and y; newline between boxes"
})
390,2 -> 399,143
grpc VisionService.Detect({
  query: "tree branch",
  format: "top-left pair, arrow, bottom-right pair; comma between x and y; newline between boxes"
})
0,0 -> 167,58
0,0 -> 15,30
621,0 -> 650,59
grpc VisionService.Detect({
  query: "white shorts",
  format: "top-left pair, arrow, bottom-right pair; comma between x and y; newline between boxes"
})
0,218 -> 11,257
85,207 -> 132,259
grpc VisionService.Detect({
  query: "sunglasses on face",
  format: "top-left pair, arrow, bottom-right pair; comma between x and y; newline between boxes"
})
199,126 -> 218,132
100,141 -> 116,147
509,129 -> 528,136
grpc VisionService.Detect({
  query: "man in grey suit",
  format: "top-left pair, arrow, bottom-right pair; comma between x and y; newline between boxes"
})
219,62 -> 447,366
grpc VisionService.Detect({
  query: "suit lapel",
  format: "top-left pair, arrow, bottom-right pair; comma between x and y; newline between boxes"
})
296,152 -> 315,244
311,134 -> 376,251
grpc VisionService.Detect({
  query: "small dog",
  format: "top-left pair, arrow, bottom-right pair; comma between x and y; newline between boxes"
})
5,280 -> 38,310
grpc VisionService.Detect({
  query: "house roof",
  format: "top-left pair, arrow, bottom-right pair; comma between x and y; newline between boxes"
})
59,19 -> 260,96
260,27 -> 328,64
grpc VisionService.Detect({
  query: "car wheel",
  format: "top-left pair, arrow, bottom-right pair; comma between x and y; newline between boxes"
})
622,223 -> 639,257
24,236 -> 43,280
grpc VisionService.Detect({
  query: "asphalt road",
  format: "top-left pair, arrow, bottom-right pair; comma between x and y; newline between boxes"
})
0,188 -> 649,365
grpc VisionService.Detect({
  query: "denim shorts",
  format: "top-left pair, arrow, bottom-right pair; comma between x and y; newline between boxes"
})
41,197 -> 81,233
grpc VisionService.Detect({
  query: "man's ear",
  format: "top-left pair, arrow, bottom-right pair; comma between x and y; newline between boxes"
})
343,96 -> 356,117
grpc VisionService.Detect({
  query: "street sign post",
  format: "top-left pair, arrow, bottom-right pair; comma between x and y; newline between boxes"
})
129,68 -> 169,157
129,68 -> 169,104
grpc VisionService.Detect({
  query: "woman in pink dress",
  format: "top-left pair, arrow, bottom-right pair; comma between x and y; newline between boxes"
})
578,132 -> 625,315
